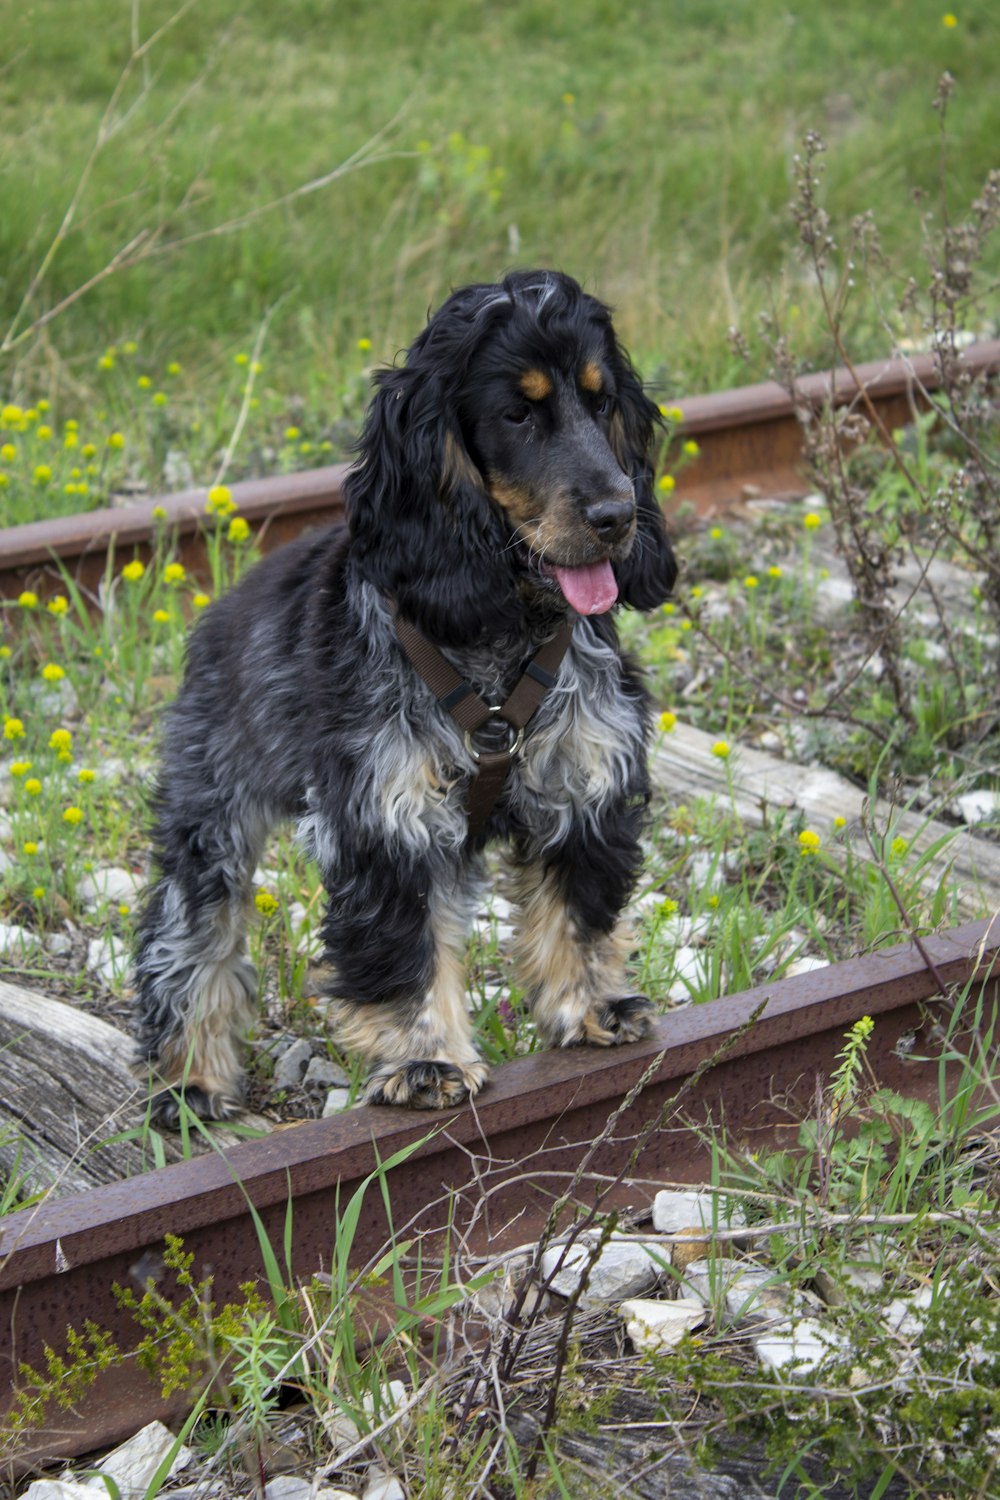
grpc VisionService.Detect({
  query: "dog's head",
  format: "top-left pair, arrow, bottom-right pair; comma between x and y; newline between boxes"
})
346,270 -> 677,645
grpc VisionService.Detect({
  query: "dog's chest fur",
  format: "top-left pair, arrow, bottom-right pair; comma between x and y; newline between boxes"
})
330,583 -> 645,863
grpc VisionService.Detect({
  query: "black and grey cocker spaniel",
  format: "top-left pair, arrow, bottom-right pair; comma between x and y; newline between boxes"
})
135,269 -> 678,1122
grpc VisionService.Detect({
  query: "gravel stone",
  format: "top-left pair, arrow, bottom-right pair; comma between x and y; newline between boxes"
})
271,1036 -> 314,1089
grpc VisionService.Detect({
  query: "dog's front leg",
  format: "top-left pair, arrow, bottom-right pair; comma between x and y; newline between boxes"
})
315,841 -> 487,1110
508,821 -> 655,1049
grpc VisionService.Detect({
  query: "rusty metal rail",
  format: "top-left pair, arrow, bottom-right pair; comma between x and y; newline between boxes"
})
2,340 -> 998,600
1,918 -> 998,1463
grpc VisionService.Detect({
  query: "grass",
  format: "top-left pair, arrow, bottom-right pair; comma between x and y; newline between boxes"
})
1,0 -> 999,432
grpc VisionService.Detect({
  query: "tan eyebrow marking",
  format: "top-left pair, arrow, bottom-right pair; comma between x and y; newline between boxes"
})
579,360 -> 604,394
519,369 -> 554,401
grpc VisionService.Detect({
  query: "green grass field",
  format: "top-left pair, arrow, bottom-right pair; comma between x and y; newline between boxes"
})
2,0 -> 998,422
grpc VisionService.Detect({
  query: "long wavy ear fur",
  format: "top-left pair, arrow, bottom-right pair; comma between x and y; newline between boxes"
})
345,358 -> 521,646
609,359 -> 678,611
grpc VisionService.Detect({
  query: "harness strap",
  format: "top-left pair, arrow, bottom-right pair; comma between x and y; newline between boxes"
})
390,603 -> 575,836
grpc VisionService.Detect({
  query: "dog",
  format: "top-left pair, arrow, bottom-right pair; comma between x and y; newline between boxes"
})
135,269 -> 677,1123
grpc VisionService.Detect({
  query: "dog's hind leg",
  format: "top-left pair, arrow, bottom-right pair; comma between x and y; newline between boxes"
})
135,802 -> 266,1126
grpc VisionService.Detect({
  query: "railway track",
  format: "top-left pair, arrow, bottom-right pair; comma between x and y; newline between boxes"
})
2,340 -> 998,600
1,343 -> 999,1467
1,919 -> 998,1461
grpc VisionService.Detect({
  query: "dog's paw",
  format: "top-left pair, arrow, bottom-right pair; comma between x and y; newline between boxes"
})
148,1083 -> 242,1129
560,993 -> 656,1048
364,1059 -> 488,1110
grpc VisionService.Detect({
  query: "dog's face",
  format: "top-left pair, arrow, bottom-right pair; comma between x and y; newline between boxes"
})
347,270 -> 677,645
459,336 -> 640,616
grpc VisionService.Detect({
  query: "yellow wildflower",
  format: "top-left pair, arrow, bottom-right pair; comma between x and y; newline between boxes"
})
25,778 -> 42,796
18,590 -> 38,609
255,889 -> 279,916
23,841 -> 39,856
122,560 -> 145,582
658,473 -> 676,493
227,515 -> 251,544
803,511 -> 822,530
798,829 -> 821,855
1,442 -> 15,461
34,464 -> 52,484
78,768 -> 96,783
152,609 -> 171,624
163,562 -> 186,584
107,431 -> 126,450
47,595 -> 69,616
62,805 -> 84,826
1,404 -> 23,425
48,727 -> 72,752
711,740 -> 731,760
193,592 -> 211,609
9,760 -> 31,776
3,718 -> 25,740
41,662 -> 65,681
206,484 -> 236,515
659,710 -> 677,733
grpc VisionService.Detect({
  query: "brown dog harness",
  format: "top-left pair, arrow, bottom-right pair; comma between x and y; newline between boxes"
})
391,605 -> 575,837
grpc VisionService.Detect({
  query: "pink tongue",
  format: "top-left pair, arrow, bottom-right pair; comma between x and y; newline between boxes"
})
552,560 -> 619,615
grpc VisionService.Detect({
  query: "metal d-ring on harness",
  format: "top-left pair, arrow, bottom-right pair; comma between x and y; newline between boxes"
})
389,602 -> 575,837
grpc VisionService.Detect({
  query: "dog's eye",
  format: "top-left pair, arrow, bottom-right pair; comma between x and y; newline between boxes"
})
504,402 -> 533,427
595,394 -> 613,417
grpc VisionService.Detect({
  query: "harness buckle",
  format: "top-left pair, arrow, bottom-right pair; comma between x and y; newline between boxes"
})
463,706 -> 526,765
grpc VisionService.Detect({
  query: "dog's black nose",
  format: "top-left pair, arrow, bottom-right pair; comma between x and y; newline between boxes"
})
584,496 -> 635,542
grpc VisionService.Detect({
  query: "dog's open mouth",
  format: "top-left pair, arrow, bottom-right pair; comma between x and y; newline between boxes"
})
515,544 -> 620,615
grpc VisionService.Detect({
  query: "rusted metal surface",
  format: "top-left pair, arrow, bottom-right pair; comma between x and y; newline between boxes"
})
2,341 -> 998,600
1,917 -> 997,1462
674,338 -> 1000,509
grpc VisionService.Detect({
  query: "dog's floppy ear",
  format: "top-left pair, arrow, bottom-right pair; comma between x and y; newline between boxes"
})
345,359 -> 519,646
609,364 -> 678,611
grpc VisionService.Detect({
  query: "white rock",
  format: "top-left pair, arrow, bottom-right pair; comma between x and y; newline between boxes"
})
363,1378 -> 410,1432
783,954 -> 830,977
753,1317 -> 850,1378
680,1257 -> 772,1314
77,865 -> 145,908
652,1189 -> 745,1237
620,1296 -> 707,1352
363,1473 -> 406,1500
884,1284 -> 937,1340
540,1237 -> 660,1301
272,1036 -> 313,1089
0,921 -> 38,959
322,1087 -> 353,1115
45,932 -> 74,957
264,1479 -> 312,1500
954,789 -> 1000,825
86,933 -> 129,988
304,1054 -> 349,1090
319,1404 -> 360,1452
94,1418 -> 193,1498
